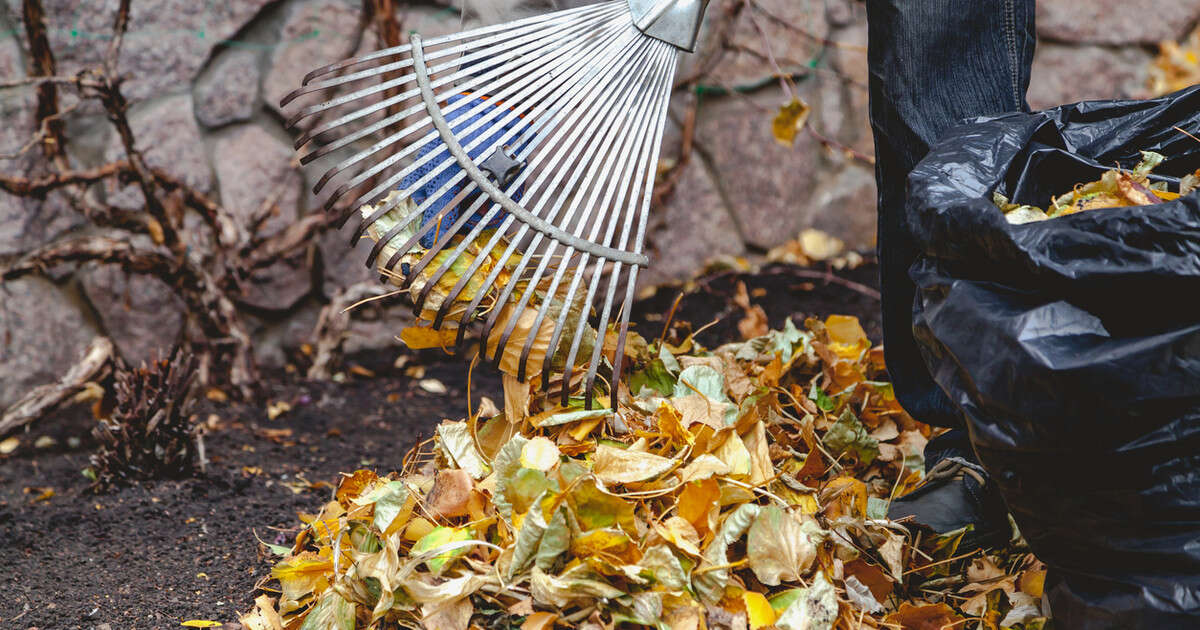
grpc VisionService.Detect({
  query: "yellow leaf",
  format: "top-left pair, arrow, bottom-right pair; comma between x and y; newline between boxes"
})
677,477 -> 720,536
571,528 -> 633,558
181,622 -> 223,628
400,325 -> 457,350
825,314 -> 870,360
568,415 -> 605,442
147,217 -> 165,245
520,437 -> 561,471
404,516 -> 436,542
743,592 -> 777,630
712,431 -> 752,479
592,444 -> 676,485
821,475 -> 868,520
741,421 -> 774,486
487,303 -> 555,378
270,551 -> 333,601
0,436 -> 18,454
656,515 -> 702,556
772,98 -> 810,147
656,402 -> 693,445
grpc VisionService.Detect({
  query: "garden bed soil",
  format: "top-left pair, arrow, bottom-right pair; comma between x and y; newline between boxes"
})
0,261 -> 880,629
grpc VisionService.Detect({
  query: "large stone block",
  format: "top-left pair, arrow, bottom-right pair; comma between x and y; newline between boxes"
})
213,124 -> 311,310
0,276 -> 99,408
104,93 -> 213,209
1026,42 -> 1153,111
4,0 -> 275,106
692,89 -> 819,251
1037,0 -> 1200,46
80,264 -> 185,365
801,163 -> 876,253
214,124 -> 300,234
262,0 -> 362,117
643,156 -> 745,286
680,0 -> 829,86
194,47 -> 262,128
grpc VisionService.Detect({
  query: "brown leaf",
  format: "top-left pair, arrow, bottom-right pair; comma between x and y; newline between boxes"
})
425,469 -> 474,519
884,602 -> 965,630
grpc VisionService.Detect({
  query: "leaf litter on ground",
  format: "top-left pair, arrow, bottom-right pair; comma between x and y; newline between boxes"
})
242,313 -> 1051,630
995,151 -> 1197,225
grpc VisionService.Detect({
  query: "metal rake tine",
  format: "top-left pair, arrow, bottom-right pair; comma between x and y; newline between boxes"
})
567,42 -> 676,405
512,49 -> 660,381
284,56 -> 417,110
523,69 -> 662,384
558,255 -> 607,406
298,1 -> 621,86
290,9 -> 612,140
476,33 -> 660,354
430,27 -> 648,335
289,1 -> 620,108
352,58 -> 560,252
319,19 -> 616,218
526,37 -> 668,389
301,37 -> 546,171
423,24 -> 643,344
582,45 -> 678,404
370,61 -> 572,278
608,266 -> 641,410
540,251 -> 591,381
582,264 -> 625,409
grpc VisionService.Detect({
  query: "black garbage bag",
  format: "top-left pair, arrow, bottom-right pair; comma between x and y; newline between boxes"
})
906,84 -> 1200,629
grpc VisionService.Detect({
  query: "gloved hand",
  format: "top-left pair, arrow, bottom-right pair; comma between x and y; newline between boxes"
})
400,92 -> 533,248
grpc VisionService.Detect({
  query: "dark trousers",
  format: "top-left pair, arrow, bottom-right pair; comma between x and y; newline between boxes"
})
866,0 -> 1036,461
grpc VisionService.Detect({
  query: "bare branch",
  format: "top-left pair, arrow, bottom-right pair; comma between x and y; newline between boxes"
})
308,282 -> 391,379
0,161 -> 129,196
0,337 -> 113,437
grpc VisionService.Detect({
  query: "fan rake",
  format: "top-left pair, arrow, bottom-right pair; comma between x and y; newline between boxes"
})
282,0 -> 710,408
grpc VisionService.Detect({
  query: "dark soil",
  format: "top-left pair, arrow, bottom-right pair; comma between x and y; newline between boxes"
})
0,262 -> 880,630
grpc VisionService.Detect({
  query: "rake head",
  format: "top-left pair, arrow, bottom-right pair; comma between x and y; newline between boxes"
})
282,0 -> 709,408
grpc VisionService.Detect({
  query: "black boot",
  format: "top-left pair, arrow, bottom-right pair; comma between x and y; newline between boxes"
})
888,431 -> 1011,551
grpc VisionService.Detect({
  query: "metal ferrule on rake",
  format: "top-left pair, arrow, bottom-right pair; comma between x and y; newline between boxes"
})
283,0 -> 708,409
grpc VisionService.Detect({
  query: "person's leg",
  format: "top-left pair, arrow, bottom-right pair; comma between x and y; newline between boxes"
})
868,0 -> 1035,431
867,0 -> 1035,546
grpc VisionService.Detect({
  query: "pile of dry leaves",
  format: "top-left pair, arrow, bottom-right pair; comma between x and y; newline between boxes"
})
241,315 -> 1049,630
1149,25 -> 1200,97
996,151 -> 1197,224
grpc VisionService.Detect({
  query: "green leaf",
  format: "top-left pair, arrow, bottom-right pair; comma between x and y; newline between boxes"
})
356,480 -> 408,534
822,409 -> 879,465
640,544 -> 688,591
808,380 -> 835,412
530,565 -> 624,609
629,358 -> 677,397
492,436 -> 530,523
299,590 -> 356,630
508,493 -> 551,579
412,526 -> 473,573
673,365 -> 726,400
867,497 -> 889,520
774,573 -> 837,630
533,407 -> 611,428
1134,151 -> 1165,178
566,474 -> 636,534
535,506 -> 570,571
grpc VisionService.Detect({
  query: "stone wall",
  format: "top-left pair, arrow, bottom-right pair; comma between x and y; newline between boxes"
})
1,0 -> 1196,407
